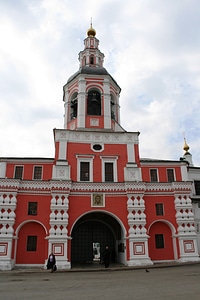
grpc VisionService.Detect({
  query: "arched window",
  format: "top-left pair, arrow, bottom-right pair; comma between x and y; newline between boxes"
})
90,56 -> 94,65
110,94 -> 116,120
87,90 -> 101,116
70,92 -> 78,120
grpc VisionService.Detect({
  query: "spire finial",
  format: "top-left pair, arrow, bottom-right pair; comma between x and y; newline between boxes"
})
183,133 -> 190,153
87,19 -> 96,37
182,134 -> 193,166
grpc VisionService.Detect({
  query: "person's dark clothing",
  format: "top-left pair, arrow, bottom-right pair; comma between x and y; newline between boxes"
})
103,247 -> 110,268
47,254 -> 56,271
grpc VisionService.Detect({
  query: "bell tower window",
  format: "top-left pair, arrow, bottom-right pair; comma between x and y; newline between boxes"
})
70,92 -> 78,120
90,55 -> 94,65
87,90 -> 101,116
111,94 -> 116,120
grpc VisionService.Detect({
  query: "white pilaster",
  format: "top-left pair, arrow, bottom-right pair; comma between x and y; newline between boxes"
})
58,141 -> 67,160
77,78 -> 86,128
47,194 -> 71,269
63,89 -> 69,128
174,194 -> 200,262
103,78 -> 111,129
126,194 -> 153,266
0,193 -> 17,270
0,162 -> 6,178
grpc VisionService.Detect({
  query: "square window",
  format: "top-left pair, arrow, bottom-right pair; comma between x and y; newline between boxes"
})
101,156 -> 118,182
33,166 -> 42,180
155,234 -> 164,249
150,169 -> 158,182
105,162 -> 114,182
194,181 -> 200,195
167,169 -> 175,182
77,155 -> 94,182
80,162 -> 90,181
156,203 -> 164,216
14,166 -> 23,179
27,236 -> 37,251
28,202 -> 37,215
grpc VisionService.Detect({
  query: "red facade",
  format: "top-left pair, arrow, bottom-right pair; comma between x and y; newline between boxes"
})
0,24 -> 199,270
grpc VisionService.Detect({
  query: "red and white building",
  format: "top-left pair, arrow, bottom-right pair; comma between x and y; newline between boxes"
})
0,24 -> 200,270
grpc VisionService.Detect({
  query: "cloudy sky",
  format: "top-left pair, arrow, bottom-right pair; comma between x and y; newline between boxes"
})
1,0 -> 200,166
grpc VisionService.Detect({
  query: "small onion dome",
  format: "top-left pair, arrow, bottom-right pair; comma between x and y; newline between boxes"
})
87,23 -> 96,37
183,138 -> 190,153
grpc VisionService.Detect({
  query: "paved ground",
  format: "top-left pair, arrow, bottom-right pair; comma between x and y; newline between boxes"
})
1,263 -> 200,300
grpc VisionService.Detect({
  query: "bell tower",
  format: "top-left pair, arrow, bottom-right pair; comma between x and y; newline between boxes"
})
63,23 -> 123,132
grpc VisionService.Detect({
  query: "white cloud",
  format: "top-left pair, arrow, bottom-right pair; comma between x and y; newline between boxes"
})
0,0 -> 200,166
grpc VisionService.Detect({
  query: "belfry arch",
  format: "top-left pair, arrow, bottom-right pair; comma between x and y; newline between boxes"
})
71,212 -> 125,265
87,89 -> 101,116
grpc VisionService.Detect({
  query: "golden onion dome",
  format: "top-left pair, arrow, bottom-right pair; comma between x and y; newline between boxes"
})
87,22 -> 96,37
183,138 -> 190,153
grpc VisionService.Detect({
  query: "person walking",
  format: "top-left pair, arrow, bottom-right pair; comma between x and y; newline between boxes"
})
103,246 -> 110,268
47,252 -> 56,273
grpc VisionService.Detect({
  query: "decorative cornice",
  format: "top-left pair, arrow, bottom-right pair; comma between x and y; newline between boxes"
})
50,181 -> 72,194
144,182 -> 192,195
54,129 -> 139,144
0,179 -> 192,195
0,179 -> 20,192
125,182 -> 146,194
71,182 -> 125,193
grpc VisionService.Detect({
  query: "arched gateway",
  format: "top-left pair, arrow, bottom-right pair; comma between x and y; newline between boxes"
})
71,212 -> 124,266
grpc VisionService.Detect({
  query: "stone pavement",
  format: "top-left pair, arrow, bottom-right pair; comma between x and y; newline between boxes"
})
1,262 -> 200,300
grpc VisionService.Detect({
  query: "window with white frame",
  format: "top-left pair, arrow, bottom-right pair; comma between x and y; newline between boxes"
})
167,168 -> 175,182
14,166 -> 23,179
77,155 -> 94,182
105,162 -> 114,181
33,166 -> 42,180
80,162 -> 90,181
101,156 -> 118,182
150,169 -> 158,182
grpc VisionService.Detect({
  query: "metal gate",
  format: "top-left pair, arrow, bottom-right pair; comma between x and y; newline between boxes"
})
71,220 -> 115,263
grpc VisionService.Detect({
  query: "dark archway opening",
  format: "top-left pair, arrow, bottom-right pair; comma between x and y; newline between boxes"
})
87,90 -> 101,115
71,212 -> 121,266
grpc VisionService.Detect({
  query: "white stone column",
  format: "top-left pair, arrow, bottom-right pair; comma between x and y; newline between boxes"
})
63,89 -> 69,128
52,130 -> 71,180
47,193 -> 71,269
77,77 -> 86,128
174,193 -> 200,262
127,193 -> 153,266
0,193 -> 17,270
103,78 -> 111,129
0,162 -> 6,178
116,93 -> 120,124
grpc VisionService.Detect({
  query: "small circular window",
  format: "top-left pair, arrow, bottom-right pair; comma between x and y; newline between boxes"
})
93,144 -> 102,151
